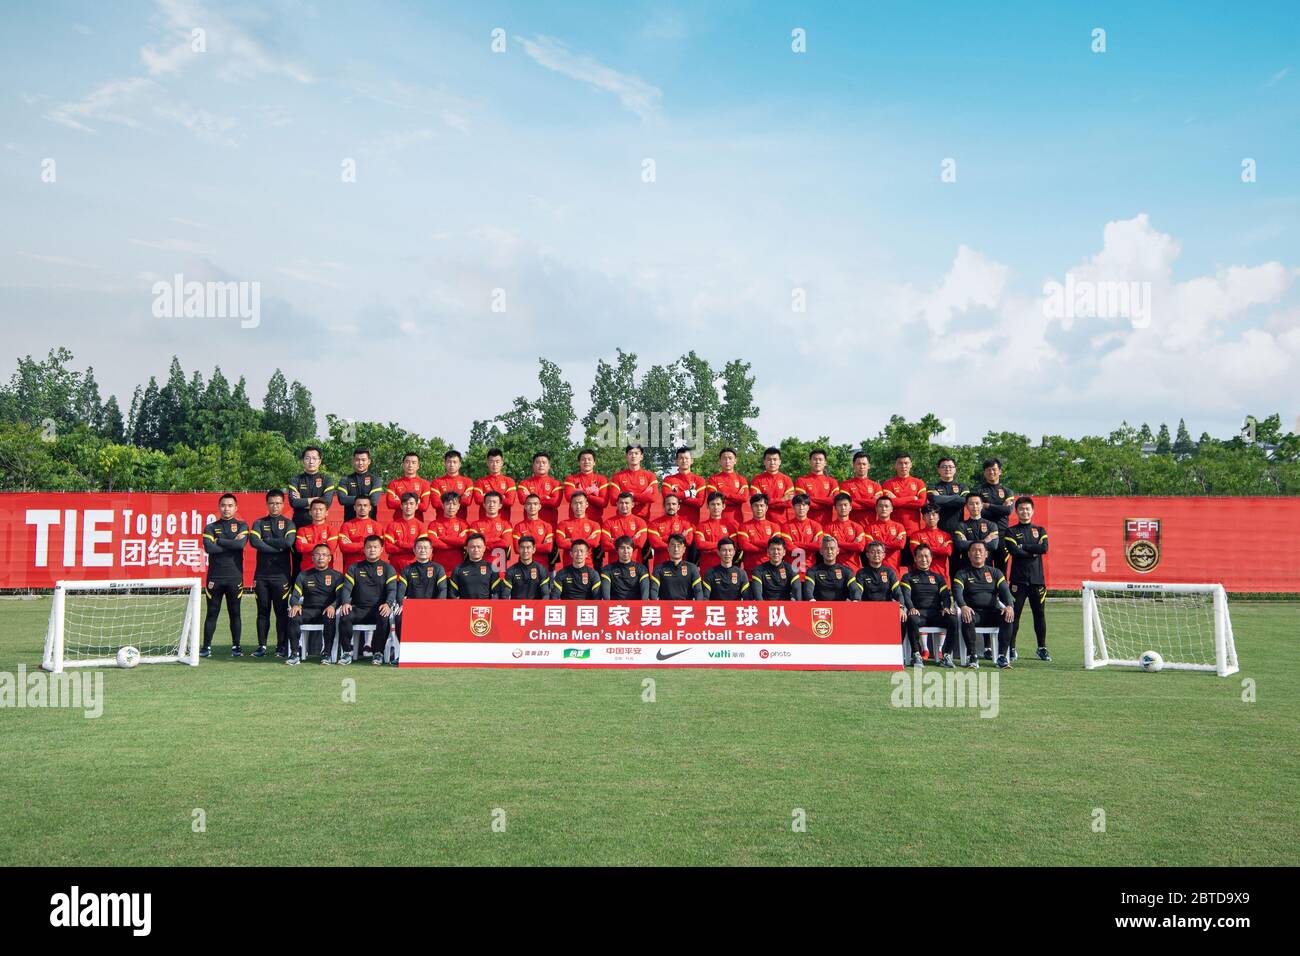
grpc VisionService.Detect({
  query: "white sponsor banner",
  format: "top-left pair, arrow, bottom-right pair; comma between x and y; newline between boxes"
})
400,642 -> 899,667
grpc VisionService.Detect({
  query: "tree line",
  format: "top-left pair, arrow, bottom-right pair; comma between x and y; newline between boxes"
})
0,347 -> 1297,496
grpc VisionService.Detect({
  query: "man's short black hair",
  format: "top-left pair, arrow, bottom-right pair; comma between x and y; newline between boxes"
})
675,447 -> 693,457
749,492 -> 770,506
618,491 -> 634,501
833,492 -> 852,504
444,449 -> 462,461
352,447 -> 371,458
809,447 -> 828,458
483,490 -> 502,501
1015,495 -> 1035,508
791,492 -> 811,506
401,491 -> 420,504
578,448 -> 596,459
301,445 -> 322,459
402,450 -> 419,460
667,533 -> 686,546
965,491 -> 983,502
921,504 -> 939,515
464,532 -> 485,546
312,543 -> 332,553
717,537 -> 736,550
983,457 -> 1002,470
936,456 -> 955,468
719,447 -> 737,457
363,534 -> 383,547
532,451 -> 550,462
852,450 -> 870,463
707,491 -> 725,504
440,491 -> 460,504
516,534 -> 536,547
763,446 -> 782,458
265,489 -> 283,502
624,444 -> 643,453
895,451 -> 912,461
486,448 -> 504,458
614,535 -> 635,550
766,536 -> 788,550
219,492 -> 237,505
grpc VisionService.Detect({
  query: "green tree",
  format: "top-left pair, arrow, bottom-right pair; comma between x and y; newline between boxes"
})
1155,423 -> 1172,455
1173,418 -> 1196,458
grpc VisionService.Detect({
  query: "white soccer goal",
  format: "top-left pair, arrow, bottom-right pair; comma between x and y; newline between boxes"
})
41,578 -> 202,673
1082,581 -> 1238,677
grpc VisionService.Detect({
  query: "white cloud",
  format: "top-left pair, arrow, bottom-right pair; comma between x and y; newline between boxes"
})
516,35 -> 662,122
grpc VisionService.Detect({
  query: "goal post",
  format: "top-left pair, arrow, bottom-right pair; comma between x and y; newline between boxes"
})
1082,581 -> 1238,677
41,578 -> 203,673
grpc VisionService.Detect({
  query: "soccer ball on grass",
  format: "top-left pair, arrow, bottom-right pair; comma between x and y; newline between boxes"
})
116,645 -> 140,668
1138,650 -> 1164,672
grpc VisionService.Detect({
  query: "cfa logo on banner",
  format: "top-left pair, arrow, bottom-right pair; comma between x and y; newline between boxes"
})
811,607 -> 833,638
469,606 -> 492,637
1124,519 -> 1161,573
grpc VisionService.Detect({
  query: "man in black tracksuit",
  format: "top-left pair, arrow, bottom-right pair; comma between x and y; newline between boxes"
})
249,489 -> 296,657
701,539 -> 751,600
551,540 -> 603,599
952,492 -> 1001,573
973,457 -> 1014,573
951,540 -> 1015,668
500,536 -> 551,599
927,456 -> 969,535
602,536 -> 650,600
338,536 -> 398,665
201,493 -> 248,657
901,544 -> 959,666
650,535 -> 704,600
802,537 -> 861,601
449,534 -> 500,599
287,445 -> 335,575
334,447 -> 384,522
750,537 -> 798,601
1002,495 -> 1051,662
287,544 -> 342,664
857,540 -> 911,652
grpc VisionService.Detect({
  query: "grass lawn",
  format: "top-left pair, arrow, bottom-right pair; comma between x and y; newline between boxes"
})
1,596 -> 1296,866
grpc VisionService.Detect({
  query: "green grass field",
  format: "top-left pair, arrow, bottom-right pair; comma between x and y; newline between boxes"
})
2,596 -> 1296,866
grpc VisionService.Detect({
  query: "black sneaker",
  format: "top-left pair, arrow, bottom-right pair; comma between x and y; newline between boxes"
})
231,646 -> 242,658
939,654 -> 955,669
982,649 -> 994,661
274,646 -> 288,658
286,655 -> 301,666
1009,648 -> 1018,663
372,654 -> 384,666
1036,646 -> 1052,662
199,647 -> 212,658
361,646 -> 374,659
319,655 -> 332,665
996,655 -> 1011,669
253,646 -> 267,658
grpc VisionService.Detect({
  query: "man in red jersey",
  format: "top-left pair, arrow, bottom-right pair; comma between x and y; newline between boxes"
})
705,447 -> 751,526
294,498 -> 337,567
601,491 -> 649,562
660,446 -> 708,519
781,492 -> 825,572
648,492 -> 695,569
749,446 -> 796,523
823,492 -> 869,572
909,503 -> 954,581
426,491 -> 471,572
796,448 -> 840,526
381,492 -> 426,573
840,450 -> 885,525
555,491 -> 604,568
693,491 -> 739,573
564,448 -> 611,524
513,493 -> 554,565
517,452 -> 565,527
337,494 -> 385,569
882,452 -> 929,539
430,449 -> 475,522
473,490 -> 516,570
385,451 -> 431,521
867,495 -> 908,573
470,448 -> 517,523
737,493 -> 784,571
609,444 -> 659,521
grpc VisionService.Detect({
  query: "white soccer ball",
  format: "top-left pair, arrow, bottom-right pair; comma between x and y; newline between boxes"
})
116,645 -> 141,669
1139,650 -> 1164,672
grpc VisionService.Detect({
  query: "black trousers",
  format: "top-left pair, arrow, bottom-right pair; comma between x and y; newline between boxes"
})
961,606 -> 1011,658
907,606 -> 959,657
203,581 -> 243,649
1011,583 -> 1047,647
253,577 -> 290,650
288,607 -> 336,658
339,604 -> 390,654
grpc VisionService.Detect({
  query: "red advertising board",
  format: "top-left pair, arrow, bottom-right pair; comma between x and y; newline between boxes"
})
1,492 -> 1297,592
399,599 -> 903,670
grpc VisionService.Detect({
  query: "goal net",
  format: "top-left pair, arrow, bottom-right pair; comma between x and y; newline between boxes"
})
41,578 -> 202,673
1082,581 -> 1238,676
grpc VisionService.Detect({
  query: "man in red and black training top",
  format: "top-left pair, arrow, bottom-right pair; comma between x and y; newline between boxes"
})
660,446 -> 708,520
823,492 -> 869,572
795,448 -> 840,526
335,447 -> 384,522
909,504 -> 954,581
338,494 -> 385,571
609,444 -> 659,522
427,491 -> 471,573
470,448 -> 517,523
602,491 -> 649,563
555,491 -> 603,568
382,492 -> 426,573
749,446 -> 796,524
294,498 -> 337,570
431,449 -> 475,523
840,450 -> 884,525
781,492 -> 824,574
694,491 -> 739,573
737,493 -> 784,571
648,492 -> 695,570
705,447 -> 751,527
866,495 -> 907,573
513,493 -> 555,566
517,452 -> 565,528
200,493 -> 249,658
472,490 -> 515,571
564,448 -> 611,524
881,452 -> 929,541
385,451 -> 431,522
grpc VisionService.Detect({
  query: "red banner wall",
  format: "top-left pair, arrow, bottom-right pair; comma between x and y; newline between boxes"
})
1,492 -> 1297,591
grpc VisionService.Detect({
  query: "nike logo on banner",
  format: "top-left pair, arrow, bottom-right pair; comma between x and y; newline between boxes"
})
655,648 -> 690,661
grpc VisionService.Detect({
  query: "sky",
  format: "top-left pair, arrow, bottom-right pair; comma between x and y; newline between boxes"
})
1,0 -> 1297,449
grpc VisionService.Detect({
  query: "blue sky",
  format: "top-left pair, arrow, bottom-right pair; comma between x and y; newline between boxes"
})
1,0 -> 1297,448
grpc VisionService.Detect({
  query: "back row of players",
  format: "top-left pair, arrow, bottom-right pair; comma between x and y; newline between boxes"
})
200,444 -> 1051,668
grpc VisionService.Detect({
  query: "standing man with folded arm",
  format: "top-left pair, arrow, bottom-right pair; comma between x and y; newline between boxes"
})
249,489 -> 296,658
201,493 -> 249,658
1002,496 -> 1051,662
